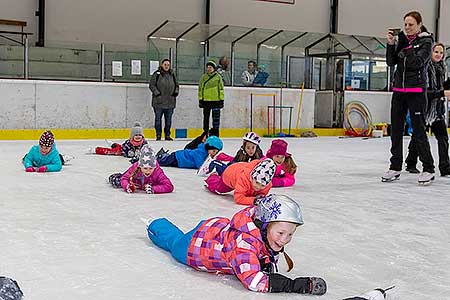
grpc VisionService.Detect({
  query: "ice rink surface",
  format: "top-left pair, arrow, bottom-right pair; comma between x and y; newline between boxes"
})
1,137 -> 449,300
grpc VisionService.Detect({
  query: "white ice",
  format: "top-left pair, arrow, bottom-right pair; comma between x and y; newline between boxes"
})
1,137 -> 449,300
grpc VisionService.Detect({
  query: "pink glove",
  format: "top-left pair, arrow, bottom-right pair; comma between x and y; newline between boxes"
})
37,166 -> 47,173
25,167 -> 36,172
126,183 -> 136,193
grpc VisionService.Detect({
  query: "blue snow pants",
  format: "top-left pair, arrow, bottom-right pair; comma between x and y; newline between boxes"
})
147,218 -> 205,265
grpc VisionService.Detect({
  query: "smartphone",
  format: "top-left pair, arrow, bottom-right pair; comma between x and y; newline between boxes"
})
389,28 -> 401,36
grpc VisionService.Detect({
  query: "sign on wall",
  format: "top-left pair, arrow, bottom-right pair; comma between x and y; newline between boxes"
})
256,0 -> 295,4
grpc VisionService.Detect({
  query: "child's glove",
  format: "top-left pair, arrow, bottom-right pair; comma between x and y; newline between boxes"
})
126,183 -> 136,193
37,166 -> 47,173
144,184 -> 153,194
253,194 -> 265,205
25,167 -> 36,172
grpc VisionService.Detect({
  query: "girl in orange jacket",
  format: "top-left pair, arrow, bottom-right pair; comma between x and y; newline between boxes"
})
204,158 -> 275,205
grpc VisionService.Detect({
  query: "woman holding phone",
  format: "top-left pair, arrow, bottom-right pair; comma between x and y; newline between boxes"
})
382,11 -> 436,184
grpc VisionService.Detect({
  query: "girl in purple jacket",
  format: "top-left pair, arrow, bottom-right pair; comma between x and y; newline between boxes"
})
108,145 -> 174,194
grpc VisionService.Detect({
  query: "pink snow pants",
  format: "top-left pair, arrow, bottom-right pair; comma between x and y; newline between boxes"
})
205,173 -> 233,194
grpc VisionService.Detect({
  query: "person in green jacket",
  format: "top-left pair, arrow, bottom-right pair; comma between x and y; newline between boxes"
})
198,60 -> 224,136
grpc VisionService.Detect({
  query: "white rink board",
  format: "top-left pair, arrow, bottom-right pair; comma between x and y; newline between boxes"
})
0,80 -> 315,130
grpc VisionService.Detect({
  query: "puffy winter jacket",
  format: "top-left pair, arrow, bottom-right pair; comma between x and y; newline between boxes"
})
187,206 -> 278,292
175,142 -> 209,169
386,31 -> 433,89
23,144 -> 62,172
198,72 -> 224,108
272,163 -> 295,187
222,159 -> 272,205
120,162 -> 173,194
149,68 -> 179,109
121,139 -> 148,162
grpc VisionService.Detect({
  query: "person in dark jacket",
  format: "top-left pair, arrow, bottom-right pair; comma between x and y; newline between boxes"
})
149,59 -> 179,141
382,11 -> 436,184
405,42 -> 450,177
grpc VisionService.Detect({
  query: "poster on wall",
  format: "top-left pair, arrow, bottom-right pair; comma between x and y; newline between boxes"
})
149,60 -> 159,75
256,0 -> 295,4
112,61 -> 122,77
131,60 -> 141,75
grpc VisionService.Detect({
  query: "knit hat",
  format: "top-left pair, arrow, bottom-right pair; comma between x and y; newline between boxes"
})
39,130 -> 54,147
266,139 -> 289,158
139,144 -> 156,168
206,60 -> 217,69
251,158 -> 276,185
130,122 -> 144,138
0,277 -> 23,300
205,135 -> 223,151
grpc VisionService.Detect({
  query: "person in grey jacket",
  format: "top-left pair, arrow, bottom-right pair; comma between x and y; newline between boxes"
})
149,59 -> 179,141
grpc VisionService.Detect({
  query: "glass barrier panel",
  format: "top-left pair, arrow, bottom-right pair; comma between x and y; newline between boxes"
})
28,41 -> 101,81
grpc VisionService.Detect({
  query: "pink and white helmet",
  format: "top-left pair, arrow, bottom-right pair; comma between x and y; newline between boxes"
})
243,132 -> 261,146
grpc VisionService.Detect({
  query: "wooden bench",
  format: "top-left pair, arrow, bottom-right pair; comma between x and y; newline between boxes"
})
0,19 -> 31,44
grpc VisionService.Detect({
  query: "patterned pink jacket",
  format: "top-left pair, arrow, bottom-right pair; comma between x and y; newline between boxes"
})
186,206 -> 279,292
120,162 -> 174,194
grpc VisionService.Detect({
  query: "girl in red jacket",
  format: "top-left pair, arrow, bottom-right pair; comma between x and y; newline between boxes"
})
108,145 -> 173,194
266,139 -> 297,188
145,194 -> 326,294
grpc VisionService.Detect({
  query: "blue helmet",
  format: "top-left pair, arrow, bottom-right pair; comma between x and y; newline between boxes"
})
205,135 -> 223,151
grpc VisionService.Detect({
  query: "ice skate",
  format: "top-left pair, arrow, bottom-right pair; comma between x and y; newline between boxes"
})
418,172 -> 435,185
140,217 -> 154,227
62,154 -> 75,165
381,170 -> 401,182
86,147 -> 96,154
156,147 -> 169,158
310,277 -> 327,295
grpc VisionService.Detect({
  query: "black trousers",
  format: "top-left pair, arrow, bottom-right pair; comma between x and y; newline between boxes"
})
203,107 -> 221,133
406,119 -> 450,175
389,92 -> 434,173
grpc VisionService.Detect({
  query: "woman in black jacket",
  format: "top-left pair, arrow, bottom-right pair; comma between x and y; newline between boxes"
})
382,11 -> 436,184
405,42 -> 450,177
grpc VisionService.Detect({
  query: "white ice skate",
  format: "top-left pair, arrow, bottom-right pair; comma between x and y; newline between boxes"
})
381,170 -> 401,182
86,147 -> 96,154
418,172 -> 435,185
140,217 -> 153,227
62,154 -> 75,165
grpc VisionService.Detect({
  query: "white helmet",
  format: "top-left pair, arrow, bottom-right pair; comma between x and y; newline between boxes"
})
255,194 -> 304,226
243,132 -> 261,146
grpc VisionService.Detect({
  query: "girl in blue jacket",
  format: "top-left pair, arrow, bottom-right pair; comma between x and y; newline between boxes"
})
157,136 -> 223,169
23,130 -> 62,172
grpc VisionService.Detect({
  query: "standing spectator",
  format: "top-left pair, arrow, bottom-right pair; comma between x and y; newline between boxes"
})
241,60 -> 258,86
382,11 -> 435,184
217,56 -> 231,86
198,60 -> 224,136
405,42 -> 450,177
149,59 -> 179,141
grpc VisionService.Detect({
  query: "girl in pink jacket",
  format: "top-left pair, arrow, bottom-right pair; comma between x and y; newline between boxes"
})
266,139 -> 297,187
108,145 -> 173,194
145,194 -> 326,294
